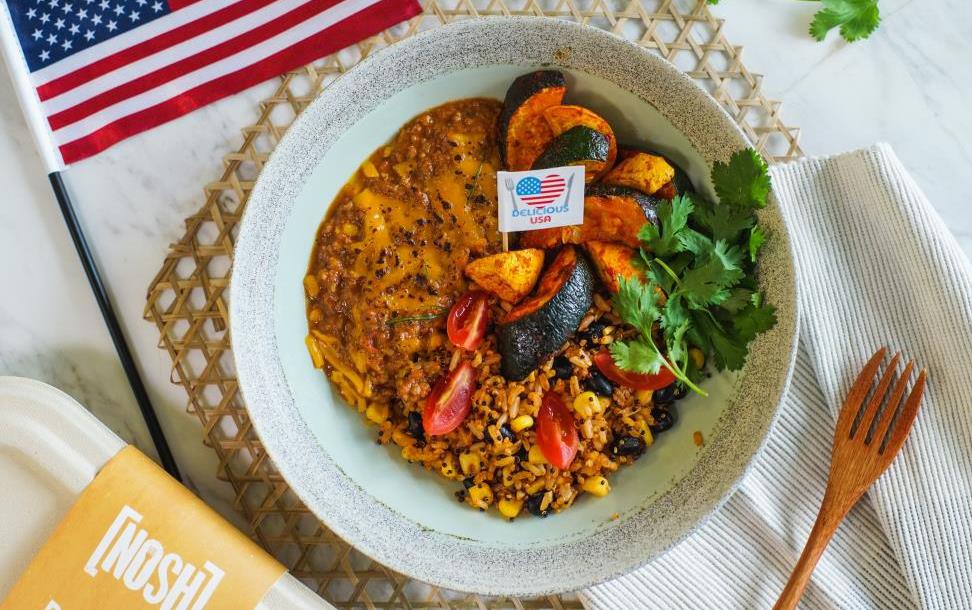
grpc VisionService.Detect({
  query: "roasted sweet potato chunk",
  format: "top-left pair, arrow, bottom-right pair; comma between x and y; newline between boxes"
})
602,152 -> 675,196
464,249 -> 545,303
584,241 -> 645,293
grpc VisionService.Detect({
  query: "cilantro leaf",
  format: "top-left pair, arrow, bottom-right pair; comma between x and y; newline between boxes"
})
610,340 -> 665,375
691,197 -> 755,245
692,311 -> 748,371
638,194 -> 693,257
810,0 -> 880,43
721,288 -> 754,314
679,241 -> 744,309
613,276 -> 661,334
733,302 -> 777,343
677,227 -> 713,257
748,226 -> 766,262
712,149 -> 771,210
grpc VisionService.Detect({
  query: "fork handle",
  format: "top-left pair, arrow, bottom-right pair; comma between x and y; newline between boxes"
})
773,501 -> 848,610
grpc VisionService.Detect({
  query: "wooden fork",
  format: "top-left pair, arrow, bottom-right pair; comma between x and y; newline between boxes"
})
774,347 -> 927,610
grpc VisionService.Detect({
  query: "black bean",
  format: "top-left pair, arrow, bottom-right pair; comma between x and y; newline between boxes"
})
672,383 -> 688,401
525,493 -> 550,518
406,411 -> 425,441
584,368 -> 614,397
611,435 -> 647,458
462,477 -> 475,489
653,384 -> 677,404
650,406 -> 677,434
578,320 -> 608,343
552,355 -> 573,380
515,446 -> 528,462
498,424 -> 516,442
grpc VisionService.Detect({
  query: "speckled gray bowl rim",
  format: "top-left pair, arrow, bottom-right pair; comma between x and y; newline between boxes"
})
231,17 -> 798,597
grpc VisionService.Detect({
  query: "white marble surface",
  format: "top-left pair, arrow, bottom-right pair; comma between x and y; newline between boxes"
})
1,0 -> 970,526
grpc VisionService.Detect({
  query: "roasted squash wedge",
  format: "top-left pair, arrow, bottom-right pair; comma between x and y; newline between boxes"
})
602,152 -> 675,196
464,249 -> 545,303
497,246 -> 595,380
518,184 -> 660,249
584,241 -> 645,293
498,71 -> 567,171
532,126 -> 609,182
542,105 -> 617,178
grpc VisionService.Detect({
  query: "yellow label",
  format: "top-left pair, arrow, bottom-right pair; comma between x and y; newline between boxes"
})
2,446 -> 285,609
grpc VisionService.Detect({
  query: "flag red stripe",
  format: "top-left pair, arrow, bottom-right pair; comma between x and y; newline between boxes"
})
37,0 -> 282,101
48,0 -> 345,129
168,0 -> 204,9
58,0 -> 421,163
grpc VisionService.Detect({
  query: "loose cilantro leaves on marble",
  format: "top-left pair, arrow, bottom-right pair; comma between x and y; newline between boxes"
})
809,0 -> 881,43
610,148 -> 777,396
707,0 -> 882,43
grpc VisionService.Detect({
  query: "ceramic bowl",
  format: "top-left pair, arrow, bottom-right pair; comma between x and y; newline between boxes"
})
231,17 -> 798,596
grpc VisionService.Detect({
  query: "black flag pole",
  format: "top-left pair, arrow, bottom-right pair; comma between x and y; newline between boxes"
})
48,173 -> 182,480
1,13 -> 181,480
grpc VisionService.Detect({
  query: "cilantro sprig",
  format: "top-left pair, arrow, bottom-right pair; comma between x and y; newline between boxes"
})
708,0 -> 882,44
609,148 -> 777,397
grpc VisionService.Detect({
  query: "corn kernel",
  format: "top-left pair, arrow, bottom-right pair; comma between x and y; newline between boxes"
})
573,391 -> 598,418
498,498 -> 524,519
510,415 -> 534,432
468,483 -> 493,508
459,452 -> 481,475
361,160 -> 379,178
303,274 -> 320,298
365,402 -> 388,425
690,347 -> 705,369
635,389 -> 653,404
528,445 -> 548,465
582,476 -> 611,497
341,222 -> 359,237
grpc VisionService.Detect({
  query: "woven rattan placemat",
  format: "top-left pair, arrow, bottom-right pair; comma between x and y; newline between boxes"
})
145,2 -> 803,607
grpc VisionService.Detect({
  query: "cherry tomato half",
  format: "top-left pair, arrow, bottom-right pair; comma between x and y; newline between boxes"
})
447,290 -> 490,351
423,361 -> 476,436
592,349 -> 676,391
536,393 -> 579,470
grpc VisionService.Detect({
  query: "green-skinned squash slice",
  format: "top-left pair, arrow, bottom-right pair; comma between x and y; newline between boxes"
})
518,184 -> 661,249
498,70 -> 567,171
531,126 -> 610,183
497,246 -> 595,380
542,105 -> 617,179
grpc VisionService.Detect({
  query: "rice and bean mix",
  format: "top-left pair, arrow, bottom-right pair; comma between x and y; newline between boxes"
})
304,76 -> 694,519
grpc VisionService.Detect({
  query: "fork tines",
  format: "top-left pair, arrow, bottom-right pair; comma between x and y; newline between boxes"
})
844,348 -> 927,455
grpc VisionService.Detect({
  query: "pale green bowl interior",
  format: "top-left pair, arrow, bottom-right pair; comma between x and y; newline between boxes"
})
274,65 -> 737,546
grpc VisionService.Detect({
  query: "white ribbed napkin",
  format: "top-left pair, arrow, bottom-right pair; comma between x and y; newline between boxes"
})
582,144 -> 972,610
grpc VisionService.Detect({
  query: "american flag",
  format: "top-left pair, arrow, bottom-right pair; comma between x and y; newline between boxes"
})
516,173 -> 566,206
0,0 -> 420,164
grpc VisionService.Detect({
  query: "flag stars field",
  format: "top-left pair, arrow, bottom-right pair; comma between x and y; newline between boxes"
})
2,0 -> 423,162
